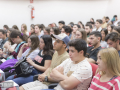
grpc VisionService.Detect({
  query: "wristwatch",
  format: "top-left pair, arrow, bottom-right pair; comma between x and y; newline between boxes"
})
44,76 -> 48,82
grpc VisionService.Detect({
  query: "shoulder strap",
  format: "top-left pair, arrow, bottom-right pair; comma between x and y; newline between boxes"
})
14,41 -> 26,53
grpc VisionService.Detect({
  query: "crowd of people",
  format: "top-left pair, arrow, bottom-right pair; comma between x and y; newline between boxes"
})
0,15 -> 120,90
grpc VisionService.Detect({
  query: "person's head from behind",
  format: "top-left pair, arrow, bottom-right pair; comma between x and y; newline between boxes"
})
95,19 -> 102,29
102,17 -> 107,23
10,30 -> 28,44
61,26 -> 72,36
68,39 -> 87,62
107,24 -> 114,33
112,26 -> 120,34
50,27 -> 60,35
21,24 -> 27,33
89,31 -> 102,46
0,29 -> 7,39
30,24 -> 35,35
73,24 -> 80,33
101,28 -> 108,41
40,35 -> 53,55
28,34 -> 39,50
12,25 -> 19,30
51,33 -> 69,51
44,27 -> 51,35
85,23 -> 92,35
97,48 -> 120,76
105,32 -> 120,50
3,25 -> 9,31
75,29 -> 87,41
58,21 -> 65,30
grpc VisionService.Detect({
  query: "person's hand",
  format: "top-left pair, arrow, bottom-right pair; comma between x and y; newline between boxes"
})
56,66 -> 64,75
50,68 -> 62,79
26,58 -> 35,66
4,41 -> 10,49
21,43 -> 28,49
38,74 -> 46,82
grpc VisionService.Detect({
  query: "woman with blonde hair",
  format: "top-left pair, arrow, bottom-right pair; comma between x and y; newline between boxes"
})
21,24 -> 29,36
75,29 -> 87,42
89,47 -> 120,90
101,16 -> 107,28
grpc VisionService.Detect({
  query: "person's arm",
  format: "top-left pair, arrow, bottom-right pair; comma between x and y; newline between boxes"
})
87,58 -> 96,64
17,43 -> 28,58
59,75 -> 80,90
27,58 -> 51,72
50,68 -> 68,82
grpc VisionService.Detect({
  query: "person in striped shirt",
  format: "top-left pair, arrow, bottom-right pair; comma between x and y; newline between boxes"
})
89,47 -> 120,90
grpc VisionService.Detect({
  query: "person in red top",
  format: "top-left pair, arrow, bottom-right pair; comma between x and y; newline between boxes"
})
89,47 -> 120,90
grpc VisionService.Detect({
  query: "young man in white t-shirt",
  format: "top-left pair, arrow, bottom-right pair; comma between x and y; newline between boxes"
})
50,39 -> 92,90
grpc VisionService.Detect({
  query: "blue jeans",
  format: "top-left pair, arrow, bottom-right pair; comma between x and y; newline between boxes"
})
6,68 -> 42,85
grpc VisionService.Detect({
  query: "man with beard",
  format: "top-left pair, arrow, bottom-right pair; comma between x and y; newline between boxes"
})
86,31 -> 101,64
105,32 -> 120,56
85,23 -> 92,37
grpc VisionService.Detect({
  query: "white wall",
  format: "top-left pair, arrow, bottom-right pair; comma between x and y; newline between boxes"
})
0,0 -> 119,31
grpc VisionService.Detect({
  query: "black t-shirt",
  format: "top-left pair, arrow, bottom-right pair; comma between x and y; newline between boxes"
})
34,50 -> 52,66
86,46 -> 101,61
118,50 -> 120,56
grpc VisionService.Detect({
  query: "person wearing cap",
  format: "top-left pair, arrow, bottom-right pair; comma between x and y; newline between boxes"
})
19,33 -> 70,90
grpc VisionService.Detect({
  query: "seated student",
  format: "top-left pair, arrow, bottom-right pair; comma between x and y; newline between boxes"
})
0,29 -> 8,49
58,20 -> 65,31
112,26 -> 120,34
3,30 -> 28,59
19,33 -> 70,90
12,25 -> 19,30
86,31 -> 101,64
78,21 -> 84,29
61,26 -> 72,39
3,29 -> 17,58
101,16 -> 107,28
100,28 -> 108,48
105,32 -> 120,56
29,24 -> 35,36
3,25 -> 9,31
35,24 -> 44,40
85,23 -> 93,37
89,48 -> 120,90
75,29 -> 87,42
107,24 -> 114,33
50,27 -> 60,35
71,24 -> 80,40
1,35 -> 39,78
93,19 -> 102,32
21,24 -> 29,36
6,35 -> 53,85
50,27 -> 60,44
43,27 -> 51,35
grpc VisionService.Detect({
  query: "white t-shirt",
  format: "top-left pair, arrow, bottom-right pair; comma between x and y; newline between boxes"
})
54,58 -> 92,90
26,32 -> 29,36
92,27 -> 102,32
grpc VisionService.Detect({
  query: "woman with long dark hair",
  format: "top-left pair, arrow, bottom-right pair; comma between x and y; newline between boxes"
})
4,30 -> 28,59
6,35 -> 54,86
